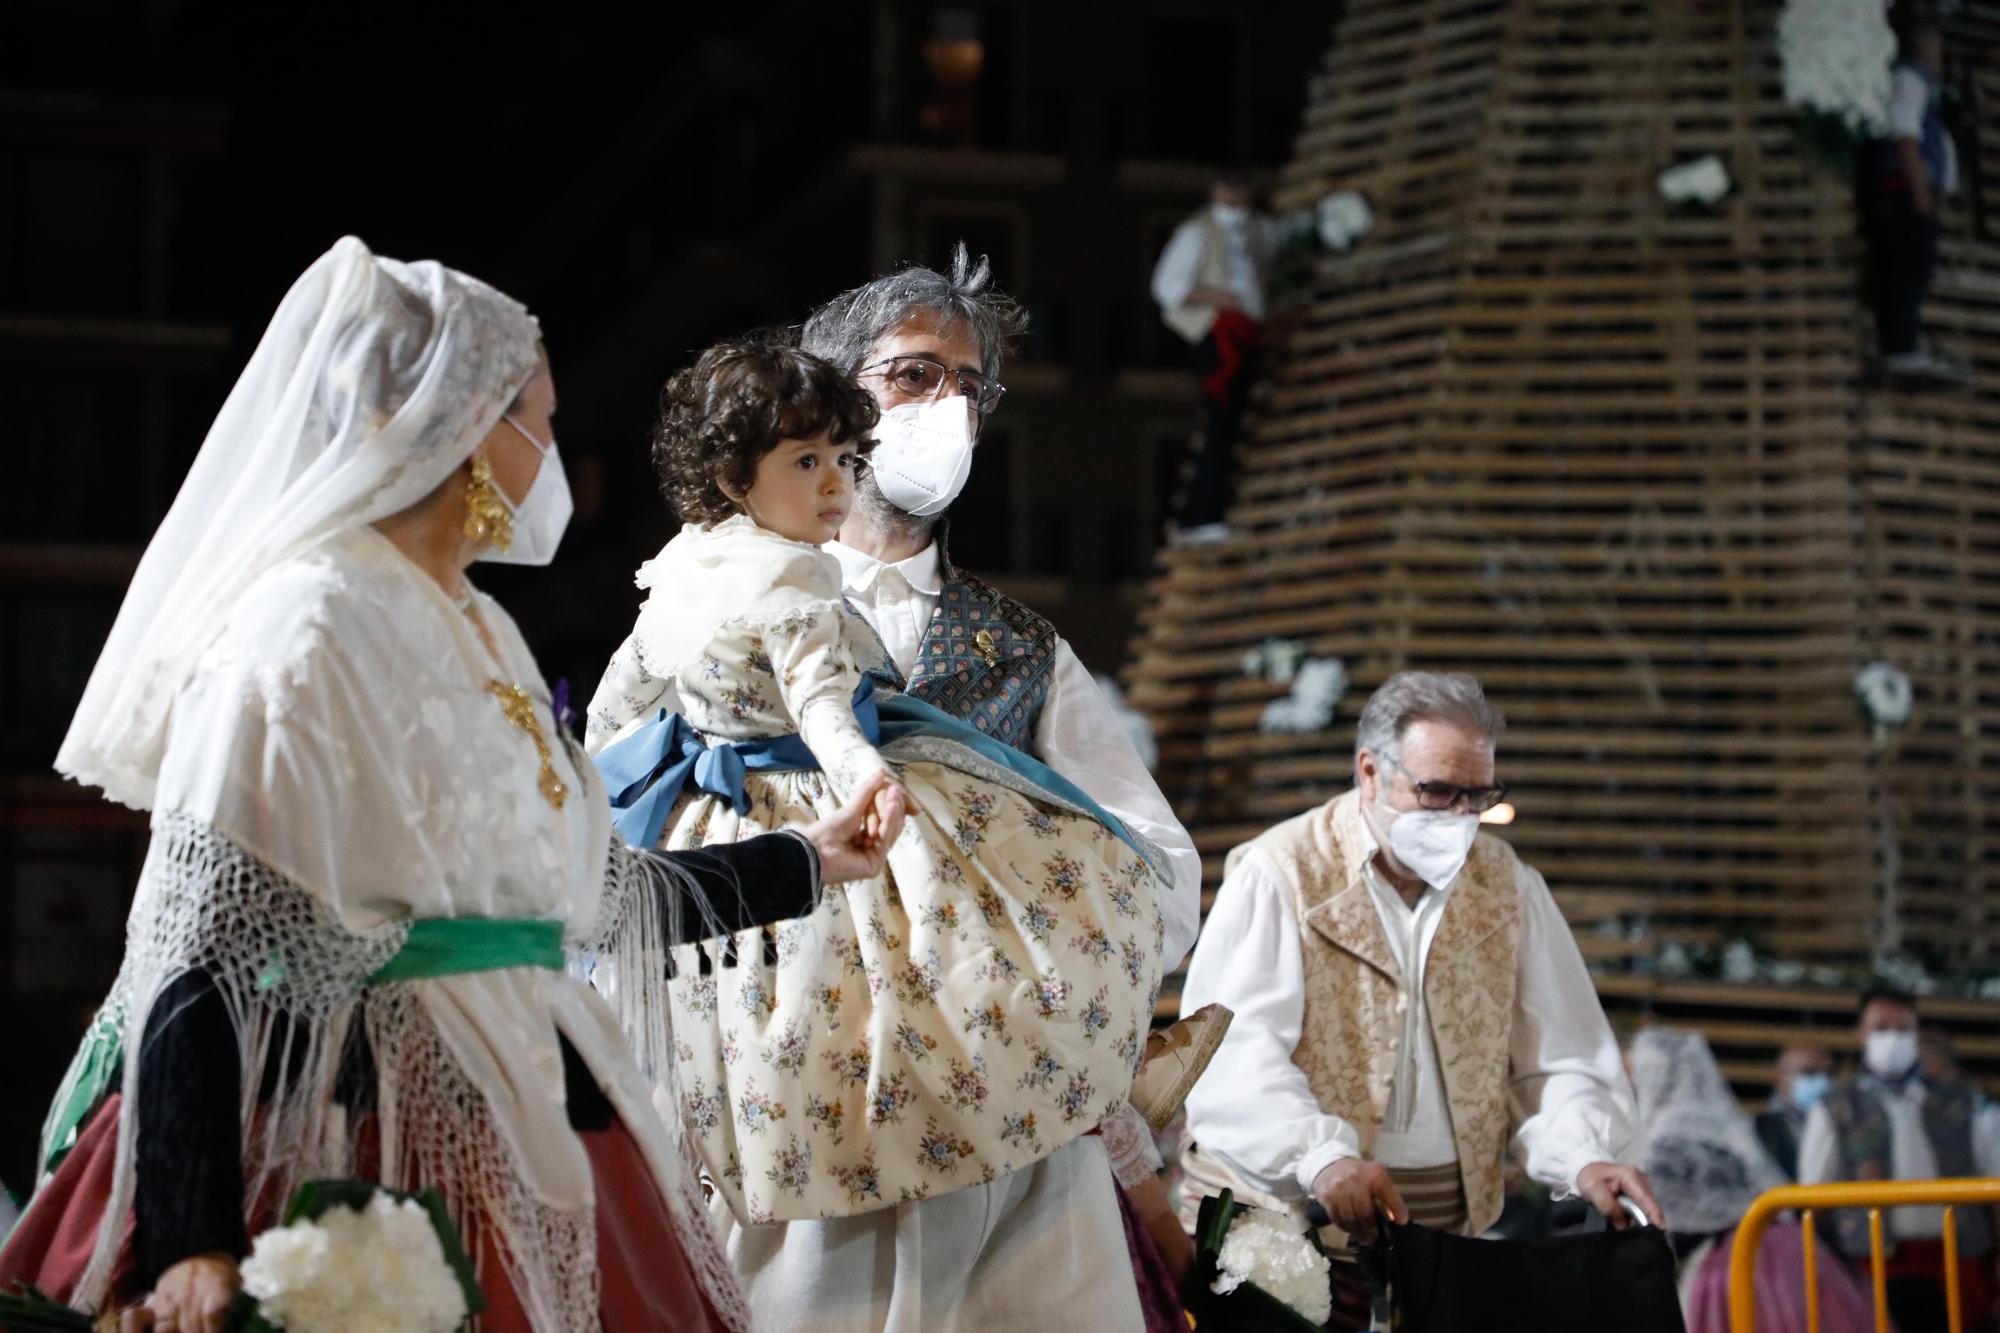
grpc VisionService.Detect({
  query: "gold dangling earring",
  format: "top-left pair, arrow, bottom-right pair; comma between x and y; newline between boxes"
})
464,456 -> 514,553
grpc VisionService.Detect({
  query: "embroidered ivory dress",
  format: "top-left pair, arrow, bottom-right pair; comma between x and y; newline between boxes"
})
587,515 -> 1167,1223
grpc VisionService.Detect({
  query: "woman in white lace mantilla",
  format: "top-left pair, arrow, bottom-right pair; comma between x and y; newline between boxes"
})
586,339 -> 1169,1231
0,239 -> 900,1333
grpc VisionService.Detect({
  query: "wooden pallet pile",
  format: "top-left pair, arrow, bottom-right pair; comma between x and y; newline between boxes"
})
1125,0 -> 2000,1097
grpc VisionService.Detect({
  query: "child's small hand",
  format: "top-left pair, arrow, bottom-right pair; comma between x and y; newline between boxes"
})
868,779 -> 907,849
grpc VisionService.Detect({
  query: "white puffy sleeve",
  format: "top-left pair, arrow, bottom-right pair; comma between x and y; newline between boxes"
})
749,601 -> 891,801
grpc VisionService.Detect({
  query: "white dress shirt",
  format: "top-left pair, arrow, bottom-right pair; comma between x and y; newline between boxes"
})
827,538 -> 1204,970
1889,66 -> 1960,193
1798,1075 -> 2000,1239
1179,816 -> 1634,1203
1149,205 -> 1286,325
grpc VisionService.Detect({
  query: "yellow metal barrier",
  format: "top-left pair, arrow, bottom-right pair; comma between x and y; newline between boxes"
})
1729,1177 -> 2000,1333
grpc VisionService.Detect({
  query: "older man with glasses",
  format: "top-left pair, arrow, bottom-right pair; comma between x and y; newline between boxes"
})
692,249 -> 1207,1332
1179,670 -> 1659,1330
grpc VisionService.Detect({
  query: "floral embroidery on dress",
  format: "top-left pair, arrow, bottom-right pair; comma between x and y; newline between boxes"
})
867,1072 -> 916,1125
942,1056 -> 990,1112
1070,924 -> 1115,963
998,1111 -> 1039,1149
766,1136 -> 813,1197
1043,854 -> 1085,901
810,981 -> 843,1029
916,1119 -> 977,1174
683,1081 -> 726,1135
830,1152 -> 882,1205
1017,1039 -> 1062,1092
826,1044 -> 871,1087
892,1020 -> 939,1063
722,682 -> 768,720
1056,1071 -> 1096,1123
962,1002 -> 1010,1046
761,1023 -> 812,1076
918,901 -> 961,934
893,949 -> 944,1005
738,1082 -> 788,1134
1079,987 -> 1112,1045
1017,900 -> 1059,943
805,1093 -> 846,1144
737,973 -> 775,1018
744,640 -> 775,678
1032,967 -> 1070,1017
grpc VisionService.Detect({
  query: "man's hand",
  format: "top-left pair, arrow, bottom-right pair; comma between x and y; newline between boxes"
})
799,771 -> 906,884
1576,1161 -> 1665,1230
1311,1158 -> 1407,1243
120,1252 -> 238,1332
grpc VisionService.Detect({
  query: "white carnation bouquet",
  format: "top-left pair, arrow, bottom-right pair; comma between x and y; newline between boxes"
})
0,1179 -> 479,1333
1775,0 -> 1895,170
1190,1189 -> 1333,1330
237,1182 -> 475,1332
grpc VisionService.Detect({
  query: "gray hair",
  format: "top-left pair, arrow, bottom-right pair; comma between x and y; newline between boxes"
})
799,243 -> 1027,382
1354,671 -> 1505,767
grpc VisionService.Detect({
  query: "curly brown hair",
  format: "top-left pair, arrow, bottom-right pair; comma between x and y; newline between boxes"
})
653,336 -> 880,525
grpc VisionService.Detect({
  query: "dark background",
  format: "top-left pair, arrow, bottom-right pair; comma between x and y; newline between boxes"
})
0,1 -> 1332,1193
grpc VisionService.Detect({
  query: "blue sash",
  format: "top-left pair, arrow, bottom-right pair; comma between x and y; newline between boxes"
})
594,678 -> 1152,866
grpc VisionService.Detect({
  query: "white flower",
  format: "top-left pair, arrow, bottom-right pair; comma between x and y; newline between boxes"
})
1259,658 -> 1347,733
1212,1207 -> 1333,1325
1854,661 -> 1913,726
1776,0 -> 1895,134
1315,191 -> 1374,252
1657,155 -> 1731,205
240,1193 -> 468,1333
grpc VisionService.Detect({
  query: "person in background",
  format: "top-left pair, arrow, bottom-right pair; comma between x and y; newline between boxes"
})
1631,1029 -> 1874,1333
1755,1041 -> 1833,1180
1178,670 -> 1659,1331
1866,12 -> 1969,380
1149,170 -> 1285,544
1799,986 -> 2000,1333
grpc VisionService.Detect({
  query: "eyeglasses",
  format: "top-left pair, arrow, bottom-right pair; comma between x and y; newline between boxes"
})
1379,752 -> 1508,815
858,354 -> 1007,417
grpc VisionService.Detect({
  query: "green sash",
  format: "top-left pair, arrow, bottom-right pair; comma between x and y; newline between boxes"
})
39,917 -> 563,1176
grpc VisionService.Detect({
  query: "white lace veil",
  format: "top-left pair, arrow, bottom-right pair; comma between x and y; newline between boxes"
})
56,235 -> 541,810
1629,1026 -> 1788,1236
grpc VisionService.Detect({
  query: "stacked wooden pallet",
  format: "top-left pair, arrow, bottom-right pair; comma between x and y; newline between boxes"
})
1126,0 -> 2000,1089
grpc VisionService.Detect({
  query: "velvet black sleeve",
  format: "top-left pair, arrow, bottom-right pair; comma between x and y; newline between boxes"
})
655,829 -> 823,944
132,967 -> 251,1291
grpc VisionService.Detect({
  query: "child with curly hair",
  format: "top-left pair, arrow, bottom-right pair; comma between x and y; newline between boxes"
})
585,337 -> 1168,1231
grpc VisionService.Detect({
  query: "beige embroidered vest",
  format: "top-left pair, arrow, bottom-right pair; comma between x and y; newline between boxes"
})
1231,790 -> 1522,1235
1162,210 -> 1266,344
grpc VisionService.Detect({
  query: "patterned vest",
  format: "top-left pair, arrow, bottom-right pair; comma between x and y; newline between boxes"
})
903,566 -> 1061,753
1229,790 -> 1523,1237
1822,1076 -> 1994,1258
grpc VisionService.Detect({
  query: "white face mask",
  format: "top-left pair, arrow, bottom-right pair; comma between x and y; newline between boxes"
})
1373,795 -> 1481,891
1863,1029 -> 1920,1081
1789,1071 -> 1831,1113
1212,202 -> 1250,227
478,413 -> 573,567
867,395 -> 975,518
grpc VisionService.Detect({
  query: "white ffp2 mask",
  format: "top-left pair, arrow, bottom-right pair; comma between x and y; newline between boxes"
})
1378,802 -> 1481,891
478,413 -> 573,567
867,396 -> 975,518
1863,1029 -> 1919,1081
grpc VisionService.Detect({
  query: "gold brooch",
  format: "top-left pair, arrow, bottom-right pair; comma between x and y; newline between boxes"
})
973,629 -> 1001,668
487,681 -> 569,810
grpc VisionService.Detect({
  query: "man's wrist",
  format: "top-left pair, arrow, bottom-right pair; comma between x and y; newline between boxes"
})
1296,1141 -> 1360,1196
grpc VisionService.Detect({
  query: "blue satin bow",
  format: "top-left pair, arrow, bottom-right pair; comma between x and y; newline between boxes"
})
594,676 -> 1156,872
597,679 -> 884,850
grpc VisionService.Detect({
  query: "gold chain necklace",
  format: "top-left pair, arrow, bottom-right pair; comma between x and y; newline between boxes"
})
486,680 -> 569,810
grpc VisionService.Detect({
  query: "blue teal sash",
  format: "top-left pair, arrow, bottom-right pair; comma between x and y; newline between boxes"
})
594,678 -> 1153,866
